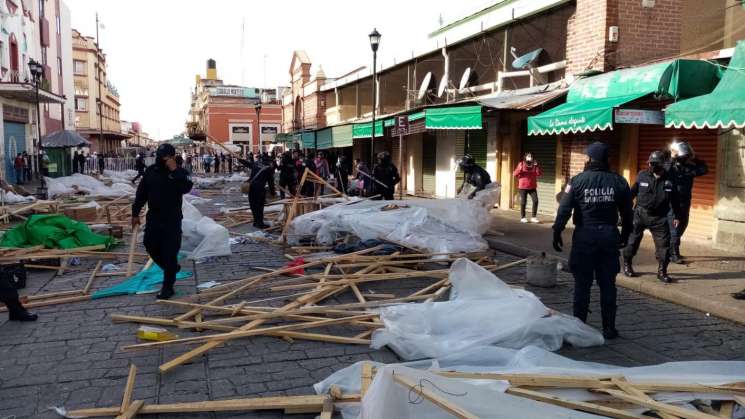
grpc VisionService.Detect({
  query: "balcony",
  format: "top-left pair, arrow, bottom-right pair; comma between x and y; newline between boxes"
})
186,121 -> 206,141
0,71 -> 65,104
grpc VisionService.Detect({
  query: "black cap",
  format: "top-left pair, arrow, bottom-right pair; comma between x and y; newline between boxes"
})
156,143 -> 176,159
585,141 -> 609,162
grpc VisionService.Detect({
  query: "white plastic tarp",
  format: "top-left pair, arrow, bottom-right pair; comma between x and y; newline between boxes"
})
180,198 -> 231,260
103,169 -> 138,182
287,185 -> 500,254
1,190 -> 35,204
316,345 -> 745,419
371,259 -> 604,360
45,174 -> 135,198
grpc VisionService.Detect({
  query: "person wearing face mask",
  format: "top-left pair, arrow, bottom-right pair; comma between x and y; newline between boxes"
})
513,153 -> 542,223
621,151 -> 681,283
552,142 -> 632,339
665,140 -> 707,264
131,143 -> 194,300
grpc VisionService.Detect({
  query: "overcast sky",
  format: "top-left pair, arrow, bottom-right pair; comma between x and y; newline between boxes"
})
66,0 -> 491,140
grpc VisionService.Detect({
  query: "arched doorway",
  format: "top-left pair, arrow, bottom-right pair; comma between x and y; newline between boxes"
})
293,97 -> 302,131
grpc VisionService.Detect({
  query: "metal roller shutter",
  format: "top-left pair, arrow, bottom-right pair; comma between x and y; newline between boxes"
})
637,125 -> 718,240
455,131 -> 466,187
466,130 -> 488,167
520,136 -> 558,215
422,132 -> 436,195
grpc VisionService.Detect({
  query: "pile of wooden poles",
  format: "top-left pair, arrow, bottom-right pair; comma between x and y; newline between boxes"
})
110,245 -> 526,375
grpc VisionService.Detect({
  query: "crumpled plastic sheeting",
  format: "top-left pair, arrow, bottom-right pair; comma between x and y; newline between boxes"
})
103,169 -> 138,182
180,198 -> 231,260
316,345 -> 745,419
371,259 -> 604,360
288,185 -> 500,254
2,190 -> 35,204
45,174 -> 135,198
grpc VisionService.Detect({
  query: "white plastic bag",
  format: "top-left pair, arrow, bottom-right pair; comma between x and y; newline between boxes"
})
179,198 -> 231,260
371,259 -> 604,360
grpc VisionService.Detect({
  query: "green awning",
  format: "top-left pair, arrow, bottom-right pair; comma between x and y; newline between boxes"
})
352,121 -> 384,138
424,105 -> 482,129
301,131 -> 316,148
316,128 -> 333,149
332,125 -> 353,148
528,59 -> 721,135
409,111 -> 425,121
666,40 -> 745,129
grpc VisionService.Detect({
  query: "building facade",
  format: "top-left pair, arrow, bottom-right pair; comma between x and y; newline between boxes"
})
72,28 -> 127,153
280,0 -> 745,250
187,59 -> 284,154
0,0 -> 74,182
121,120 -> 154,148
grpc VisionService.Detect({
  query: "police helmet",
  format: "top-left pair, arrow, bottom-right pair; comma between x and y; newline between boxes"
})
156,143 -> 176,159
458,154 -> 475,169
648,150 -> 666,165
670,140 -> 695,160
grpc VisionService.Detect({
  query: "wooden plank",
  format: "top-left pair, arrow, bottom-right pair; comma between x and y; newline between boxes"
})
319,396 -> 333,419
0,294 -> 90,311
719,401 -> 734,418
611,378 -> 682,419
126,227 -> 139,277
115,399 -> 144,419
24,289 -> 82,301
392,372 -> 478,419
601,389 -> 720,419
66,395 -> 327,417
506,387 -> 644,419
120,364 -> 137,413
361,362 -> 374,397
83,260 -> 103,294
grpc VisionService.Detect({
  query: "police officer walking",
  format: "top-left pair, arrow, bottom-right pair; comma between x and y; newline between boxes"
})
552,142 -> 632,339
666,140 -> 707,264
132,143 -> 194,300
372,151 -> 400,200
622,151 -> 681,283
457,154 -> 492,199
247,154 -> 274,229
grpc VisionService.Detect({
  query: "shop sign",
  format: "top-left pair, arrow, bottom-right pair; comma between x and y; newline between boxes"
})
614,109 -> 664,125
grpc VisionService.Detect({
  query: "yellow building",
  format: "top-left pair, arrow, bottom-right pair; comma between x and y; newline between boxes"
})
72,29 -> 128,153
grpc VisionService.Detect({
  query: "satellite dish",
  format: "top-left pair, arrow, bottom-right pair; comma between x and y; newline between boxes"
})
437,77 -> 448,98
417,72 -> 433,101
459,68 -> 472,90
511,48 -> 543,70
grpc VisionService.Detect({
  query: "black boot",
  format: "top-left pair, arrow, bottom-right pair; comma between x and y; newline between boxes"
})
657,262 -> 672,283
670,246 -> 685,264
733,289 -> 745,300
601,305 -> 619,340
622,258 -> 636,277
156,287 -> 175,300
5,298 -> 38,321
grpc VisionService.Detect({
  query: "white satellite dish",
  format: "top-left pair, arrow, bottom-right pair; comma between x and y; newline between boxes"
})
417,72 -> 433,101
437,77 -> 448,98
459,67 -> 472,90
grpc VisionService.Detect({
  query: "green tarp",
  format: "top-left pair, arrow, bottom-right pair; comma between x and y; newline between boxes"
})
91,261 -> 192,299
0,214 -> 116,249
424,105 -> 483,129
316,128 -> 333,149
352,121 -> 384,138
331,124 -> 353,148
666,40 -> 745,129
528,59 -> 721,135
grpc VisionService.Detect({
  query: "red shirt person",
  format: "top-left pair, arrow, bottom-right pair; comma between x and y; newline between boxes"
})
513,153 -> 543,223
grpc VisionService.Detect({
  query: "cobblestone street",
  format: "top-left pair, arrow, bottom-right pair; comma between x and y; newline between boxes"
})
0,193 -> 743,419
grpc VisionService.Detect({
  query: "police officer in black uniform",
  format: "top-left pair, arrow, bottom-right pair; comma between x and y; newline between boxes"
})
666,140 -> 708,264
372,151 -> 401,200
247,154 -> 274,229
0,269 -> 37,321
622,151 -> 681,283
552,142 -> 632,339
132,143 -> 193,300
457,154 -> 492,199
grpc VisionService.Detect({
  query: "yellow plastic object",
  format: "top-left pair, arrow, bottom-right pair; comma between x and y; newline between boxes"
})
136,326 -> 178,342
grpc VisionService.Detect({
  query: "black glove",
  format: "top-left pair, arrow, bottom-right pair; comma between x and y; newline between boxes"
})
552,229 -> 563,252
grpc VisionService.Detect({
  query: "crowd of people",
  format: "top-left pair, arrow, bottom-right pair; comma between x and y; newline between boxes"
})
71,150 -> 120,176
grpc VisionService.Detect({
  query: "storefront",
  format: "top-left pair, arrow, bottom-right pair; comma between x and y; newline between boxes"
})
664,40 -> 745,248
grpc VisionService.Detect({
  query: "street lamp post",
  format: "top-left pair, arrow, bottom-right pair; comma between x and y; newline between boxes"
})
28,59 -> 44,193
368,29 -> 381,166
254,102 -> 262,154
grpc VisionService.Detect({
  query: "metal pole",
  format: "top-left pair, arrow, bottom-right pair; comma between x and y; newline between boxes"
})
398,131 -> 403,200
35,77 -> 44,189
96,13 -> 104,154
370,50 -> 376,166
256,109 -> 261,154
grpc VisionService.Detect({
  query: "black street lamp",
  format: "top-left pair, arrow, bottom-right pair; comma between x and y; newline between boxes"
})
254,102 -> 262,154
28,58 -> 45,193
368,28 -> 381,166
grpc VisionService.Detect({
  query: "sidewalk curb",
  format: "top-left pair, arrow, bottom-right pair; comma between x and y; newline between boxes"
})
486,237 -> 745,327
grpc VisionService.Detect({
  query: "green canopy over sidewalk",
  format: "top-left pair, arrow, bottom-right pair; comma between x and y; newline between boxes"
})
0,214 -> 116,249
666,40 -> 745,129
528,59 -> 721,135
